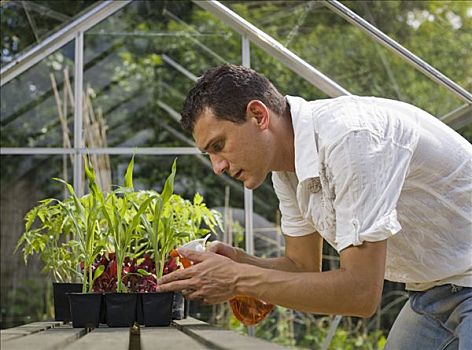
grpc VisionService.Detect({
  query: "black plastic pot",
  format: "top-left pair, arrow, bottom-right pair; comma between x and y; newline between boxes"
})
68,293 -> 102,328
105,293 -> 138,327
53,282 -> 82,322
139,292 -> 174,327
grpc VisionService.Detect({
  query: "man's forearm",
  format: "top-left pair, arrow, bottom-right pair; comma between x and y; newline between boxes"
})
235,241 -> 387,317
239,253 -> 309,272
235,263 -> 381,318
235,232 -> 323,273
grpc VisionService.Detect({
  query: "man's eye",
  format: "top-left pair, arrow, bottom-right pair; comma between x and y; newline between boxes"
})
213,142 -> 223,152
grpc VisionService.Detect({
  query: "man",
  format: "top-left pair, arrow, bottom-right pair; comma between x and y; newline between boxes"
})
157,64 -> 472,348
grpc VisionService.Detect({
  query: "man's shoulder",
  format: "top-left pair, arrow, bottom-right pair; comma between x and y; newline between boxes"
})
310,96 -> 420,142
288,95 -> 378,125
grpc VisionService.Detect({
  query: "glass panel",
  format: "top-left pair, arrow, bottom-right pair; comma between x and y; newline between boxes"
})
341,1 -> 471,85
224,1 -> 468,118
1,42 -> 75,148
251,45 -> 328,101
82,0 -> 242,147
1,0 -> 100,67
1,155 -> 73,328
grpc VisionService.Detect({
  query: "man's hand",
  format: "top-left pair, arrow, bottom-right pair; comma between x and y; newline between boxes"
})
156,249 -> 241,304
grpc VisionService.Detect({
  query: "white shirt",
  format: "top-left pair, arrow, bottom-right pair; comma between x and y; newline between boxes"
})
273,95 -> 472,290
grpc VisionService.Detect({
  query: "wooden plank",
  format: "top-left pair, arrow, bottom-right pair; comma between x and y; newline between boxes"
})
1,334 -> 24,342
1,321 -> 63,336
16,321 -> 63,329
63,328 -> 130,350
1,321 -> 64,345
141,327 -> 208,350
174,318 -> 290,350
1,329 -> 35,336
173,317 -> 208,327
2,325 -> 86,350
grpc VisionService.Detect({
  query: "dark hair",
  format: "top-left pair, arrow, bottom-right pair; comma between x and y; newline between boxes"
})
180,64 -> 286,133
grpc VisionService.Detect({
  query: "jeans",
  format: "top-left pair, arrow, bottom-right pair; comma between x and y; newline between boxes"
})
385,284 -> 472,350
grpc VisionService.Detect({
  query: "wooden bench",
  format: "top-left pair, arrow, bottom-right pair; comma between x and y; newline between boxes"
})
1,318 -> 290,350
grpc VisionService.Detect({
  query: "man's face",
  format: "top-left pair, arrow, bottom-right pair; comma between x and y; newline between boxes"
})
193,108 -> 271,189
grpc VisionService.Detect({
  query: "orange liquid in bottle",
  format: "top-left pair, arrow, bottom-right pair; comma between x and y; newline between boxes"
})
229,295 -> 274,325
171,248 -> 274,325
170,249 -> 191,268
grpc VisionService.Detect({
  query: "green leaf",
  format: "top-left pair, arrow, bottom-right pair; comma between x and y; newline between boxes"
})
90,264 -> 105,288
24,206 -> 40,231
137,269 -> 151,276
124,155 -> 135,190
193,193 -> 203,205
160,158 -> 177,204
83,156 -> 105,202
53,178 -> 85,219
125,196 -> 155,237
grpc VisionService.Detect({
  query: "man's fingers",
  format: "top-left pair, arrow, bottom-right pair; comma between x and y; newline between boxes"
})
156,279 -> 194,293
157,268 -> 191,285
183,289 -> 203,301
207,240 -> 221,253
178,248 -> 211,262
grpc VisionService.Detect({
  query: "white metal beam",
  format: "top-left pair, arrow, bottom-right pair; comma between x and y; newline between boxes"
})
0,147 -> 201,155
73,31 -> 84,196
241,35 -> 254,258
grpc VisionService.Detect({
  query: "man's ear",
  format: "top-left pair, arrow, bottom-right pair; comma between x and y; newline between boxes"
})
246,100 -> 269,130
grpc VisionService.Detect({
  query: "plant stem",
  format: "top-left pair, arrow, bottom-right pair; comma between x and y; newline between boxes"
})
117,257 -> 123,292
88,263 -> 93,293
82,264 -> 88,293
159,256 -> 165,279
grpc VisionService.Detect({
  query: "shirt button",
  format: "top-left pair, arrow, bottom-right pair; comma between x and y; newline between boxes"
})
310,178 -> 321,193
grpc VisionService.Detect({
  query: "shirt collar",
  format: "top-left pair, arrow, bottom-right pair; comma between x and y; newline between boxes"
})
286,95 -> 320,182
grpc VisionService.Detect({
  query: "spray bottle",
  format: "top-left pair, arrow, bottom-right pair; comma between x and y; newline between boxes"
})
171,235 -> 274,325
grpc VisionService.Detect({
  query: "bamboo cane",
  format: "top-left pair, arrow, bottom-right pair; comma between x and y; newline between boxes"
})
50,72 -> 73,163
63,70 -> 111,192
64,67 -> 75,109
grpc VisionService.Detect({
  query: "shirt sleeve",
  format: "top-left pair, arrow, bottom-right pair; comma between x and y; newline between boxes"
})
325,128 -> 418,251
272,171 -> 316,236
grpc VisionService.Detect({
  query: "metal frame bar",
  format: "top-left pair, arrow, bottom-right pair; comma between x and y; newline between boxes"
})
242,35 -> 254,256
193,0 -> 350,98
22,1 -> 41,43
162,54 -> 199,82
13,1 -> 71,22
0,147 -> 201,155
163,8 -> 227,64
242,34 -> 255,338
439,104 -> 472,130
323,0 -> 472,104
73,31 -> 84,196
0,0 -> 131,86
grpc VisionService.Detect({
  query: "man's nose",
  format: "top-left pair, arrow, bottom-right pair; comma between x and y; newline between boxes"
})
209,154 -> 228,175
